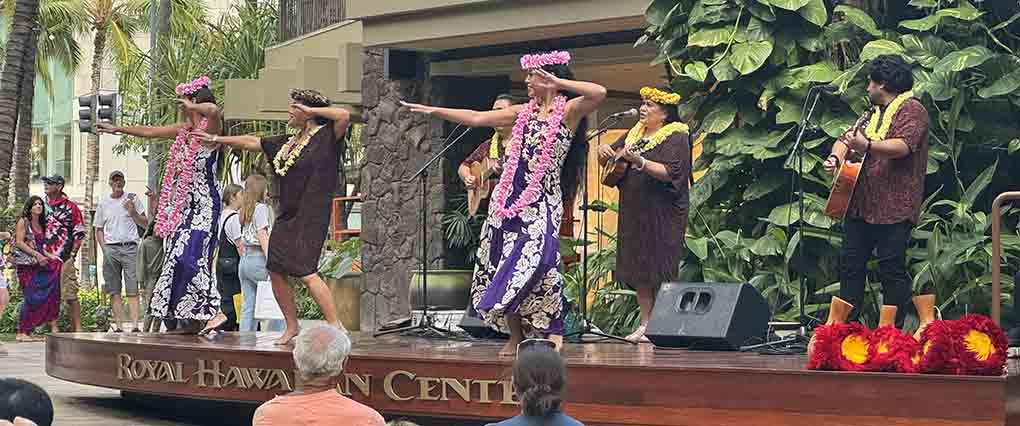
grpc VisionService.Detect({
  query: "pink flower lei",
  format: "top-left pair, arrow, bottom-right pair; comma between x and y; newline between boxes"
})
154,118 -> 207,237
176,76 -> 211,97
520,51 -> 571,70
489,95 -> 568,220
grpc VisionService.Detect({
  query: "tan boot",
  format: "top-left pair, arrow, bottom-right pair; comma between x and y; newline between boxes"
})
878,305 -> 897,328
809,296 -> 855,358
913,294 -> 936,340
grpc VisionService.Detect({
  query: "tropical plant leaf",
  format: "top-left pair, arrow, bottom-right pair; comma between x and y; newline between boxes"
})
860,39 -> 907,62
900,34 -> 956,68
830,62 -> 865,93
646,0 -> 681,26
689,0 -> 738,26
935,0 -> 982,22
790,60 -> 840,83
1010,139 -> 1020,155
798,0 -> 827,27
713,56 -> 739,81
685,61 -> 709,82
908,0 -> 936,6
702,103 -> 738,134
961,160 -> 996,208
775,96 -> 802,125
834,4 -> 881,37
900,15 -> 940,31
686,236 -> 709,260
744,174 -> 784,201
769,0 -> 810,12
977,57 -> 1020,98
731,41 -> 773,74
689,26 -> 733,47
931,45 -> 995,72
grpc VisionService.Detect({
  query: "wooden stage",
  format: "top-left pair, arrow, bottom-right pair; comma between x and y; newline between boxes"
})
45,332 -> 1020,426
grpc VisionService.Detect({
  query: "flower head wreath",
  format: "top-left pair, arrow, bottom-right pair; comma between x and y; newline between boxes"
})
640,87 -> 682,105
176,76 -> 211,97
520,51 -> 571,70
290,88 -> 330,108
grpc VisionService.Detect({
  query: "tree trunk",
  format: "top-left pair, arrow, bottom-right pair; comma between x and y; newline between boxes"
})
83,28 -> 107,290
12,30 -> 39,205
145,0 -> 173,219
0,0 -> 41,209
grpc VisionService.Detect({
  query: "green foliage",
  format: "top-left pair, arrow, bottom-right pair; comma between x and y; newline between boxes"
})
319,237 -> 361,280
629,0 -> 1020,326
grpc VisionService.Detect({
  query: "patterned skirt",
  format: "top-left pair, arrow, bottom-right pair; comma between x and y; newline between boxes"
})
17,259 -> 62,333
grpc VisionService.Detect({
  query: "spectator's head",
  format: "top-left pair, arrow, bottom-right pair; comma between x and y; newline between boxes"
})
512,340 -> 566,417
21,197 -> 47,226
108,170 -> 126,193
292,325 -> 351,383
221,183 -> 243,210
0,379 -> 52,426
40,176 -> 64,198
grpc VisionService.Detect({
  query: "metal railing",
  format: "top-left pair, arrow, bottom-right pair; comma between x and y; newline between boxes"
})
278,0 -> 346,42
990,191 -> 1020,326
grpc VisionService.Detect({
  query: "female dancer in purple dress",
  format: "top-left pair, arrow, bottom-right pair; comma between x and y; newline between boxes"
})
403,51 -> 606,355
98,76 -> 223,333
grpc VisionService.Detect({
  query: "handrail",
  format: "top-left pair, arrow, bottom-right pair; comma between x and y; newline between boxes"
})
990,191 -> 1020,325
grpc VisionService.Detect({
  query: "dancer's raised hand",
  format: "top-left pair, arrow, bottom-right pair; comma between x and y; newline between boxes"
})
96,122 -> 119,134
400,100 -> 439,115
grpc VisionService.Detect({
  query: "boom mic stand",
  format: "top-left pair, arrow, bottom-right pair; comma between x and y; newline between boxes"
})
565,114 -> 633,344
375,125 -> 474,338
741,85 -> 827,353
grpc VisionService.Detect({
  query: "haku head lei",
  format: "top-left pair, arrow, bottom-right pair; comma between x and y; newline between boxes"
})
289,88 -> 331,108
520,51 -> 571,70
640,87 -> 682,105
176,76 -> 210,97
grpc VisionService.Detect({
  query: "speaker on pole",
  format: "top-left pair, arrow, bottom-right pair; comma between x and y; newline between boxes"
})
645,282 -> 770,351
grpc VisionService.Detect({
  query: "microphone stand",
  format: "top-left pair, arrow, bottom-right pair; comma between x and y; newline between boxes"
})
565,113 -> 634,344
375,125 -> 474,338
741,86 -> 825,353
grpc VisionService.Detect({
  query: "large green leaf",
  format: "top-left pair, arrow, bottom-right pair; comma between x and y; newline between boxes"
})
769,0 -> 810,11
702,103 -> 738,134
833,4 -> 881,37
746,0 -> 776,22
931,45 -> 994,72
978,55 -> 1020,98
713,56 -> 739,81
900,34 -> 955,69
830,62 -> 865,93
738,16 -> 773,43
900,15 -> 940,31
935,0 -> 982,21
798,0 -> 827,27
688,26 -> 733,47
914,69 -> 957,101
821,115 -> 856,138
790,61 -> 840,83
685,61 -> 709,82
690,0 -> 738,25
961,160 -> 997,208
686,236 -> 709,260
823,21 -> 859,44
908,0 -> 937,6
775,96 -> 802,124
860,39 -> 907,62
743,174 -> 784,201
646,0 -> 681,26
731,41 -> 773,75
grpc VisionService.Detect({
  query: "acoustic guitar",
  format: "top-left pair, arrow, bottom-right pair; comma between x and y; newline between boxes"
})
824,152 -> 866,219
601,153 -> 629,188
466,160 -> 498,216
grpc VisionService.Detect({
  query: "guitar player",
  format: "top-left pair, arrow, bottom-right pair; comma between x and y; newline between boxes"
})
821,54 -> 931,328
458,94 -> 515,190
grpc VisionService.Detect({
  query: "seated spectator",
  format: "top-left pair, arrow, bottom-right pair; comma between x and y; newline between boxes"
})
0,379 -> 53,426
487,339 -> 583,426
253,325 -> 383,426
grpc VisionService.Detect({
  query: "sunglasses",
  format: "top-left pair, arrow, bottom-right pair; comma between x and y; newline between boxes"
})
516,338 -> 557,358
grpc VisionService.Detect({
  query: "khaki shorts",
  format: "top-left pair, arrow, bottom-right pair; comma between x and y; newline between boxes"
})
60,260 -> 80,301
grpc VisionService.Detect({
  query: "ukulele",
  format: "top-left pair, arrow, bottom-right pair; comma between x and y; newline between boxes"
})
824,151 -> 866,219
466,159 -> 498,216
601,142 -> 646,188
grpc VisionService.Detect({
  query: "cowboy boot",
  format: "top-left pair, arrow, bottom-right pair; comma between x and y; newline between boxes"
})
809,296 -> 854,357
913,294 -> 936,340
878,305 -> 897,328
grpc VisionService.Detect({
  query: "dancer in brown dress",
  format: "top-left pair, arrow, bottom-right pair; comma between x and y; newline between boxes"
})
598,86 -> 691,343
194,88 -> 350,345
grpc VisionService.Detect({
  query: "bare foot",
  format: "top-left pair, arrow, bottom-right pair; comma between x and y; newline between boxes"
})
15,334 -> 41,343
274,328 -> 300,346
625,324 -> 647,343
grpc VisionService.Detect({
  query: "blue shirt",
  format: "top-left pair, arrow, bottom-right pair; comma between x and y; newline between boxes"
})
486,412 -> 584,426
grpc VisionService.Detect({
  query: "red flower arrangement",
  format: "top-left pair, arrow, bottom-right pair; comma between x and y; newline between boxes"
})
807,322 -> 871,371
955,314 -> 1007,376
865,326 -> 919,373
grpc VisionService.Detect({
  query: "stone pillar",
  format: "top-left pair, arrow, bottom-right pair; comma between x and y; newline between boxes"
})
359,49 -> 445,331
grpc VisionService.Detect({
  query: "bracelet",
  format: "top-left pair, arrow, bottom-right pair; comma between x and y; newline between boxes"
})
634,156 -> 647,171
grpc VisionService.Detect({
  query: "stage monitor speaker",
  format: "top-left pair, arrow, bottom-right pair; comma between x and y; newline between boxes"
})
458,303 -> 508,340
645,282 -> 769,351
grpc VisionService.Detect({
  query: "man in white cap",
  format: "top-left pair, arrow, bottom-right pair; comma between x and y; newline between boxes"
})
94,170 -> 147,332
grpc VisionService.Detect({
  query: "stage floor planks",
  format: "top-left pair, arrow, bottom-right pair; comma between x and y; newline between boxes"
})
45,332 -> 1020,426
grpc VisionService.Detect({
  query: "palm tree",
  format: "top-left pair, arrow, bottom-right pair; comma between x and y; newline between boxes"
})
0,0 -> 42,209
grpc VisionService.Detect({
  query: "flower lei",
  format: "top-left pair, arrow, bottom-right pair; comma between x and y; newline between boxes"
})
488,133 -> 501,159
273,125 -> 323,176
519,51 -> 571,70
154,118 -> 207,237
864,90 -> 913,140
176,76 -> 210,97
639,86 -> 682,105
623,121 -> 689,154
489,95 -> 567,220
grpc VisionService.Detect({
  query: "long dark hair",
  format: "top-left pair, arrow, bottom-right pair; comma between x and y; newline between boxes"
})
512,347 -> 567,417
538,62 -> 588,204
188,86 -> 217,105
21,196 -> 48,228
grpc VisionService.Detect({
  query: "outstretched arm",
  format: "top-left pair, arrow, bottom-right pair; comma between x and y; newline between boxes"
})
96,122 -> 182,139
401,101 -> 521,129
191,130 -> 261,151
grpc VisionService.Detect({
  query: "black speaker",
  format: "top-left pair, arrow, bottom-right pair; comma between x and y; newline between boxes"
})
645,282 -> 770,351
458,303 -> 508,340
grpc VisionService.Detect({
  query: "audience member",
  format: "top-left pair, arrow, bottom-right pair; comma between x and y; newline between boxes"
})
486,339 -> 582,426
252,325 -> 384,426
0,379 -> 53,426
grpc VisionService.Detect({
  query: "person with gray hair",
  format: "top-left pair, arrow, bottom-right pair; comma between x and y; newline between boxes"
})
253,325 -> 384,426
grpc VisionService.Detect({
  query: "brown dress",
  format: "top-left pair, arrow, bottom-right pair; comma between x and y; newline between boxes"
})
261,123 -> 342,277
610,130 -> 691,289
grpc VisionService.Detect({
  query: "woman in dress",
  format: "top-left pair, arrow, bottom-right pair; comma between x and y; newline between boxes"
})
597,86 -> 691,343
13,197 -> 63,342
97,76 -> 223,333
193,88 -> 350,345
403,51 -> 606,355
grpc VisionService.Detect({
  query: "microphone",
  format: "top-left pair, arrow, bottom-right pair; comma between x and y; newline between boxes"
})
607,108 -> 638,119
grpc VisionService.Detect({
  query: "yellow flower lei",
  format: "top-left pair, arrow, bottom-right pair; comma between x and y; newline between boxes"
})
864,91 -> 913,140
488,133 -> 500,159
623,121 -> 689,154
273,125 -> 323,176
639,87 -> 682,105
